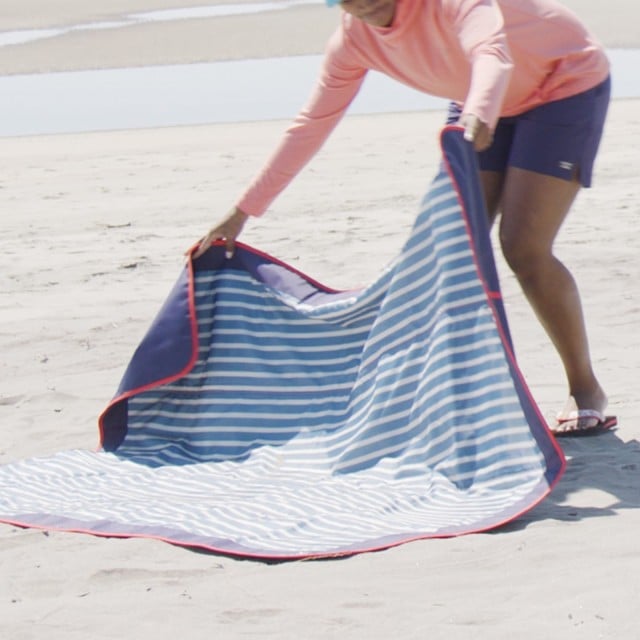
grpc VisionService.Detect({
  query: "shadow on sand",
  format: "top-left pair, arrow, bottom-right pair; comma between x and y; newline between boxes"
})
500,430 -> 640,530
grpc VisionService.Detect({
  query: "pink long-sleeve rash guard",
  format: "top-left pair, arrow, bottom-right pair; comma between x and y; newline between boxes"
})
237,0 -> 609,217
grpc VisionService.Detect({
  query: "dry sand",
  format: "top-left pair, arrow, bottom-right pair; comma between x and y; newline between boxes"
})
1,2 -> 639,638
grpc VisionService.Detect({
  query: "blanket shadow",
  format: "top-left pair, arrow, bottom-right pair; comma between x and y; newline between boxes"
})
498,430 -> 640,532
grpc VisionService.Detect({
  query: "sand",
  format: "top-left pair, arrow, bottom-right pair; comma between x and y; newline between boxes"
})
1,2 -> 639,638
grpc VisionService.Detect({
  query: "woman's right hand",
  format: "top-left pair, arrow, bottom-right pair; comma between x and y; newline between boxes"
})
193,207 -> 249,259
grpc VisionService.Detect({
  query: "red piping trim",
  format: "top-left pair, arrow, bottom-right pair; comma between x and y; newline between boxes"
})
187,240 -> 353,294
97,256 -> 200,448
0,476 -> 554,561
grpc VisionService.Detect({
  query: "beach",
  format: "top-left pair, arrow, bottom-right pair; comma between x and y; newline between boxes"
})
1,1 -> 639,638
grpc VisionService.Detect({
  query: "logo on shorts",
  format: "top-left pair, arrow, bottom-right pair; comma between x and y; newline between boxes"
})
558,161 -> 574,171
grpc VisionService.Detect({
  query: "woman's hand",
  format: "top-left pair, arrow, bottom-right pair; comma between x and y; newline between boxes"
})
459,113 -> 493,152
193,207 -> 249,258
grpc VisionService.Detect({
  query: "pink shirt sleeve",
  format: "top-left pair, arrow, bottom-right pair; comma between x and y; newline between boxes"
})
445,0 -> 513,128
236,37 -> 367,217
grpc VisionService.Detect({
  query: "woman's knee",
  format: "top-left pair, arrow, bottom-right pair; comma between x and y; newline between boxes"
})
498,227 -> 549,278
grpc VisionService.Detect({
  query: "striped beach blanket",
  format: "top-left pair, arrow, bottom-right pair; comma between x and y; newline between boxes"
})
0,128 -> 564,559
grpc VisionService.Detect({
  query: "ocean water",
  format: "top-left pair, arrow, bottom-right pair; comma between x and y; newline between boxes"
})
0,1 -> 320,46
0,56 -> 451,137
0,3 -> 638,137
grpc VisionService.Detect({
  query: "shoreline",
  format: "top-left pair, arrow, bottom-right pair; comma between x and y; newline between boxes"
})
0,49 -> 638,139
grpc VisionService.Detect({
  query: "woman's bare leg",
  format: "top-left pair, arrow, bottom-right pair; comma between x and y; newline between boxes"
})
484,167 -> 608,428
478,170 -> 504,224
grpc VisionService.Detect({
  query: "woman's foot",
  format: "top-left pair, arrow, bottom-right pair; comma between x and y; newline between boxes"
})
553,389 -> 617,436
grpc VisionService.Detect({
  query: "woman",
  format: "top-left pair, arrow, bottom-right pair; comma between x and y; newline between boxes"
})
195,0 -> 616,436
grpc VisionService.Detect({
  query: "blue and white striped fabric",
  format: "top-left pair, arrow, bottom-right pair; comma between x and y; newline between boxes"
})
0,128 -> 565,559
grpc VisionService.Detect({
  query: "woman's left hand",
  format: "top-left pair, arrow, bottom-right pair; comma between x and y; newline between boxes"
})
460,113 -> 493,152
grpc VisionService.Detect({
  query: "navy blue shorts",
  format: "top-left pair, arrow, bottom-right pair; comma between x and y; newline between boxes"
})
446,76 -> 611,187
